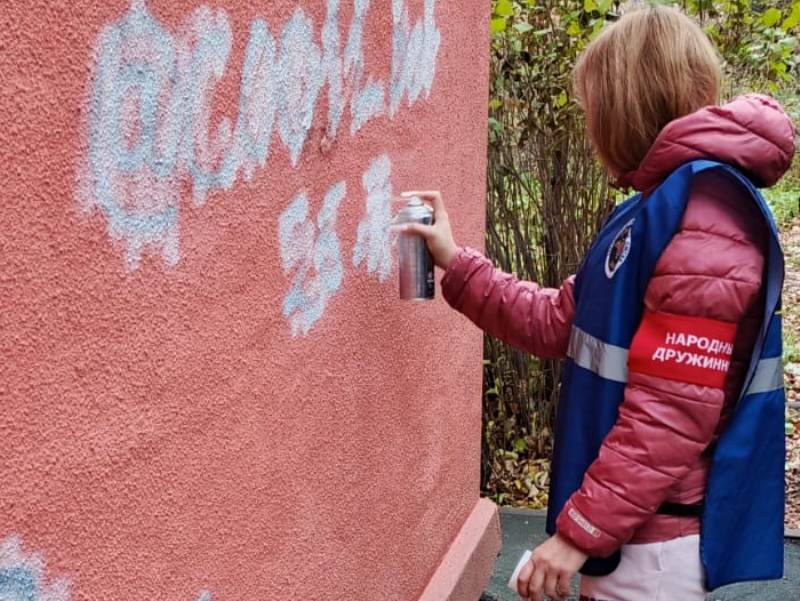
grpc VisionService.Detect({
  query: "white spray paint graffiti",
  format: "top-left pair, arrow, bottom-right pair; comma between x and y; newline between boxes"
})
278,9 -> 325,167
390,0 -> 441,116
79,0 -> 183,269
79,0 -> 440,270
353,155 -> 393,282
279,183 -> 346,337
182,7 -> 236,207
278,153 -> 394,337
0,535 -> 210,601
324,0 -> 387,136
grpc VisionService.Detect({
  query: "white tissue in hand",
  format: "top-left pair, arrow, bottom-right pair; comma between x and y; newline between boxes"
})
507,550 -> 532,593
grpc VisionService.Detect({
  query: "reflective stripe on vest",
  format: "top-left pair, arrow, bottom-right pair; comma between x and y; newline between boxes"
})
747,356 -> 784,394
567,326 -> 628,383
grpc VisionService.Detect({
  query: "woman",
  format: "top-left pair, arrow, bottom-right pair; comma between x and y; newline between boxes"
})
398,6 -> 794,601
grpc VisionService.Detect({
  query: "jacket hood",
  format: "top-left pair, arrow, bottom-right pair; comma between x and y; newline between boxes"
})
621,94 -> 796,191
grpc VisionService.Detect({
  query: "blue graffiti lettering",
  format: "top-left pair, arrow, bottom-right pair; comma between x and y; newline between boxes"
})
0,536 -> 69,601
0,535 -> 210,601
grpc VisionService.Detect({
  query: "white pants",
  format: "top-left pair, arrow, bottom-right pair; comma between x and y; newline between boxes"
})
579,535 -> 706,601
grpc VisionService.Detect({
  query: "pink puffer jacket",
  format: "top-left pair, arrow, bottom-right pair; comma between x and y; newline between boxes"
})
442,95 -> 795,556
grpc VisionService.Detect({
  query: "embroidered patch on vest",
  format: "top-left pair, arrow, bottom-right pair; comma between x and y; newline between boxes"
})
628,310 -> 738,388
605,219 -> 634,278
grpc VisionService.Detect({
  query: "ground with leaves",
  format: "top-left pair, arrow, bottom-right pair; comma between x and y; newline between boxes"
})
782,217 -> 800,532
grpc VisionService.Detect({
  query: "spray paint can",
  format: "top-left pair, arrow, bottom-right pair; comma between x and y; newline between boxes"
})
397,197 -> 435,301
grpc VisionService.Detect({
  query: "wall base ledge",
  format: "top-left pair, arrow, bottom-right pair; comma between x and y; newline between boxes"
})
418,498 -> 501,601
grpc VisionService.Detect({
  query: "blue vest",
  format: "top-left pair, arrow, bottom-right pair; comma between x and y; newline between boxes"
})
545,160 -> 785,590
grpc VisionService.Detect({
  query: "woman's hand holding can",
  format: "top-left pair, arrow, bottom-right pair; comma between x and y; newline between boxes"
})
395,190 -> 458,270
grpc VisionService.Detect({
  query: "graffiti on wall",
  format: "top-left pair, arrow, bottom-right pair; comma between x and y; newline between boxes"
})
0,535 -> 211,601
0,536 -> 69,601
277,153 -> 392,336
352,154 -> 393,282
279,179 -> 346,337
77,0 -> 440,270
77,0 -> 440,336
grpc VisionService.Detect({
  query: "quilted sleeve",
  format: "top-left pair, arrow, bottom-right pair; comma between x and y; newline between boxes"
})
441,247 -> 576,359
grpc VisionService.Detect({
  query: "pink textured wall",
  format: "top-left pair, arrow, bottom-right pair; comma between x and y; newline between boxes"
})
0,1 -> 491,599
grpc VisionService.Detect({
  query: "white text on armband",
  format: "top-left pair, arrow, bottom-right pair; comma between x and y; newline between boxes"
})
651,348 -> 730,372
663,332 -> 734,355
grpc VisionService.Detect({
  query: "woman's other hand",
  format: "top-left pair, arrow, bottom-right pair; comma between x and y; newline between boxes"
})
516,534 -> 587,600
395,190 -> 458,270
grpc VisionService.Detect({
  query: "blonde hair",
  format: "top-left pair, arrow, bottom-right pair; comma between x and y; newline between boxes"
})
574,5 -> 721,180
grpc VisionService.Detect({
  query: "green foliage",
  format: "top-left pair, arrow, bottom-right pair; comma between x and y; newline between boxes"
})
693,0 -> 800,91
764,181 -> 800,228
489,0 -> 800,95
489,0 -> 616,140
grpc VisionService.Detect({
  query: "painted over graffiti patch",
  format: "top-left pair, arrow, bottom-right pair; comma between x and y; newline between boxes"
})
628,310 -> 738,388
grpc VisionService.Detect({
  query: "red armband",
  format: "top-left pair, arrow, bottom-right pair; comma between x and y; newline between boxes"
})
628,310 -> 738,388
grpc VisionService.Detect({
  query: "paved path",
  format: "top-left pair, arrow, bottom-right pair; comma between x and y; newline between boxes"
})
482,508 -> 800,601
